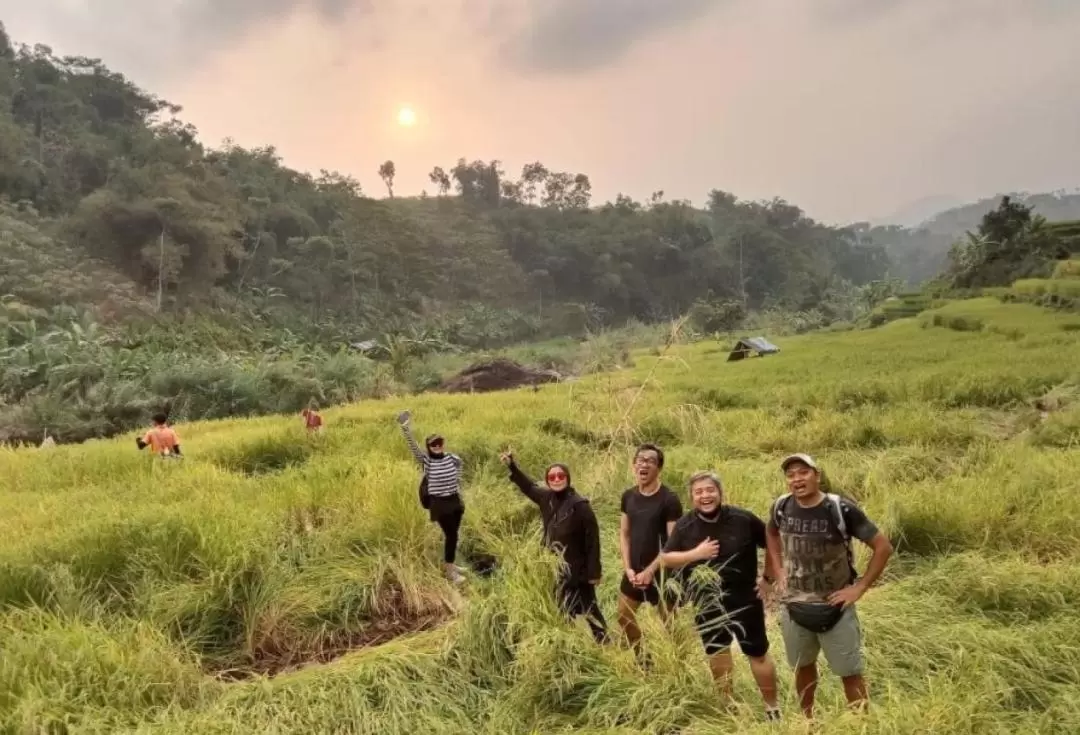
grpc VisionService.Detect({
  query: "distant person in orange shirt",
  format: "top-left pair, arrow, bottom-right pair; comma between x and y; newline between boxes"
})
136,413 -> 182,458
301,407 -> 324,433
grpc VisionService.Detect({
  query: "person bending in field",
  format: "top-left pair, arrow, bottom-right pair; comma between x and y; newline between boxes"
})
618,443 -> 683,653
765,453 -> 893,718
301,406 -> 324,433
397,410 -> 466,584
661,471 -> 781,722
136,413 -> 182,458
499,449 -> 608,643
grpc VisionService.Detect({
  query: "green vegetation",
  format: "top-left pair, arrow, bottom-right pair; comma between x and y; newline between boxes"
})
2,298 -> 1079,733
3,23 -> 1080,448
0,24 -> 911,443
860,192 -> 1080,285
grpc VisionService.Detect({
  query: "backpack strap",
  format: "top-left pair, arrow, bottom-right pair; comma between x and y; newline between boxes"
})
771,493 -> 792,529
826,493 -> 849,541
826,493 -> 859,584
773,492 -> 850,543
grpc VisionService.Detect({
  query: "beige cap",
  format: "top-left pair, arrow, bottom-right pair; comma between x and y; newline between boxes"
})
780,453 -> 819,472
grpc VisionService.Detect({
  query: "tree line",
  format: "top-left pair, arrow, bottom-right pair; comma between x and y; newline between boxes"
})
2,22 -> 1078,445
0,26 -> 897,341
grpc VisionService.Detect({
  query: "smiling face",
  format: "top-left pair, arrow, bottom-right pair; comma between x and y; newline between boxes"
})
690,476 -> 722,514
632,448 -> 661,488
545,465 -> 569,492
784,461 -> 820,501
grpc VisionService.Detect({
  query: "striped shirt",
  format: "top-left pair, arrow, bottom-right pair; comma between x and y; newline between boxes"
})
401,424 -> 462,498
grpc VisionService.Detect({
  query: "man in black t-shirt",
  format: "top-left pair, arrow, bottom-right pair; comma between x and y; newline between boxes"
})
617,443 -> 683,651
662,470 -> 780,721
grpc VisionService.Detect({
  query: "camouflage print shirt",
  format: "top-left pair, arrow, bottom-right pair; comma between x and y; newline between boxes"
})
768,495 -> 878,603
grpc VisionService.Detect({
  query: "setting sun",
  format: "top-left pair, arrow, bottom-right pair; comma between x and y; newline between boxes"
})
397,107 -> 416,127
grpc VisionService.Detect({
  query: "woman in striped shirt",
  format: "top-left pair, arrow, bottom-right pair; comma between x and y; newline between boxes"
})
398,410 -> 466,584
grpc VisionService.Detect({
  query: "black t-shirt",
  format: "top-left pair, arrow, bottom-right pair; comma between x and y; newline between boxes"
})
621,484 -> 683,572
664,506 -> 766,606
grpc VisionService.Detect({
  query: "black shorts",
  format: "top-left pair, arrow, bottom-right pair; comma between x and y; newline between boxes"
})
695,598 -> 769,658
619,574 -> 676,608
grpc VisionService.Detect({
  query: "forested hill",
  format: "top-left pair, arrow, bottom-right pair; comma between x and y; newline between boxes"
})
1,22 -> 1077,444
0,24 -> 896,337
855,192 -> 1080,285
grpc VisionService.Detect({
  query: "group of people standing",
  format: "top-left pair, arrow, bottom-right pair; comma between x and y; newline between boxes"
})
397,411 -> 894,721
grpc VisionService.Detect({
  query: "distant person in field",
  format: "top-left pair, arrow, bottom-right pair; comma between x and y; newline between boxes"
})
397,410 -> 466,584
661,471 -> 781,722
136,413 -> 182,458
499,449 -> 608,643
618,443 -> 683,652
301,406 -> 324,433
765,453 -> 893,718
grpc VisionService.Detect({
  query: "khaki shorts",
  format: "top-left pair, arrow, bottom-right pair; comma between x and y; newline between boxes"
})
779,604 -> 864,678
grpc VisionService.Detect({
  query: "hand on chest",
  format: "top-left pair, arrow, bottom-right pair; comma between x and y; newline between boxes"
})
707,527 -> 751,558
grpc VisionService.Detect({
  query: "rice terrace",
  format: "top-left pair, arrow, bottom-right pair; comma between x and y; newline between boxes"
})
3,13 -> 1080,734
2,296 -> 1079,734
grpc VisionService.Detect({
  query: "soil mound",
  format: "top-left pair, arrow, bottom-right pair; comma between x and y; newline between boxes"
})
439,358 -> 561,394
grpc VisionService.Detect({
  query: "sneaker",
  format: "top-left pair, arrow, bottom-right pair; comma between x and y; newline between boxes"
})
446,568 -> 466,585
765,708 -> 782,722
453,564 -> 468,575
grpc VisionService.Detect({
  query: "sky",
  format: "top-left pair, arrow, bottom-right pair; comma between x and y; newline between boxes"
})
3,0 -> 1080,225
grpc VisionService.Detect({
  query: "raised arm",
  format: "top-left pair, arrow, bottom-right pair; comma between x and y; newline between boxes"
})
396,411 -> 428,467
500,453 -> 549,505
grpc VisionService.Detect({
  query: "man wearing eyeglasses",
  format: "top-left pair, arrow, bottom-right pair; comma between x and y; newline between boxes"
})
618,443 -> 683,654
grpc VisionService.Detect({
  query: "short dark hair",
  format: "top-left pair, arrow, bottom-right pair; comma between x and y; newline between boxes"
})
152,412 -> 168,425
635,443 -> 664,468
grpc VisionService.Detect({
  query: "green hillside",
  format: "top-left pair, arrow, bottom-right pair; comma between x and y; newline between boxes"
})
2,298 -> 1079,733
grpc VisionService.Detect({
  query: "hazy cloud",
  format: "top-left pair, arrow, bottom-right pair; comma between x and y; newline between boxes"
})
815,0 -> 1080,28
0,0 -> 368,82
500,0 -> 729,74
2,0 -> 1079,223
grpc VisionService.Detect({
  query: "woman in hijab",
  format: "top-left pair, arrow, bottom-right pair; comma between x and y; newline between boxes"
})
499,450 -> 608,643
398,410 -> 466,584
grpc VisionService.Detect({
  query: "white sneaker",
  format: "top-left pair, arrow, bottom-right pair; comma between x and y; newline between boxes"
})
446,568 -> 466,584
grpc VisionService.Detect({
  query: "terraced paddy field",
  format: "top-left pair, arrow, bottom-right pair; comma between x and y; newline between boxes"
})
3,297 -> 1080,734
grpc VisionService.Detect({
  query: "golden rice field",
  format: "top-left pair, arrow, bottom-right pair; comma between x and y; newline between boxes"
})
2,297 -> 1080,734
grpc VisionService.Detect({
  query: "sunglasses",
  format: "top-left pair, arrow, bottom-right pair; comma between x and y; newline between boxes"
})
547,470 -> 568,482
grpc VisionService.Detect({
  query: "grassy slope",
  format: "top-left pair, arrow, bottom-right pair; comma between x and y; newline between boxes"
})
2,300 -> 1080,733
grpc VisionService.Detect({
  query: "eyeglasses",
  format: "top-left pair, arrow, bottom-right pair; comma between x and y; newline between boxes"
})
547,471 -> 567,482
